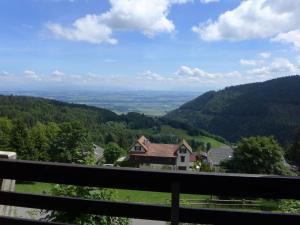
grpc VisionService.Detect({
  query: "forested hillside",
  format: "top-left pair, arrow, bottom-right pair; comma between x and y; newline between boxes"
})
165,76 -> 300,144
0,95 -> 224,161
0,95 -> 119,126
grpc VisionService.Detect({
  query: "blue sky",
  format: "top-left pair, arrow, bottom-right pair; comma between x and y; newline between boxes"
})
0,0 -> 300,92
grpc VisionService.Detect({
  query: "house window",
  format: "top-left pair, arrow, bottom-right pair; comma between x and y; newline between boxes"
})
180,156 -> 185,162
134,146 -> 142,151
179,148 -> 186,154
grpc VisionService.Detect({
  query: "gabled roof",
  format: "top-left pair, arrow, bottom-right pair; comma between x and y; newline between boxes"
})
136,135 -> 149,151
131,136 -> 195,161
93,144 -> 104,161
177,139 -> 193,153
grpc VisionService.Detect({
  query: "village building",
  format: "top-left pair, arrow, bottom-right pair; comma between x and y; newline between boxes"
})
207,146 -> 233,168
93,144 -> 105,162
129,136 -> 196,170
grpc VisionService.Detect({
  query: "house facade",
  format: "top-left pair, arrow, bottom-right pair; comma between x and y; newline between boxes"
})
129,136 -> 195,170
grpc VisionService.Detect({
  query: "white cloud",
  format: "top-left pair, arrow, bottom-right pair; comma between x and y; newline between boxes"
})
200,0 -> 219,4
259,52 -> 271,59
0,71 -> 11,77
47,0 -> 191,44
270,58 -> 298,74
192,0 -> 300,43
240,59 -> 261,66
297,56 -> 300,66
176,66 -> 217,78
2,56 -> 300,91
272,30 -> 300,48
139,70 -> 165,81
246,57 -> 300,76
46,15 -> 117,44
24,70 -> 42,81
246,66 -> 269,76
176,65 -> 242,79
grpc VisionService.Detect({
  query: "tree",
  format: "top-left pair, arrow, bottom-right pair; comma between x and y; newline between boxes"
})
10,120 -> 35,160
105,133 -> 116,144
278,200 -> 300,213
104,143 -> 125,164
221,136 -> 290,175
30,122 -> 51,161
206,142 -> 212,151
44,155 -> 129,225
287,129 -> 300,166
0,117 -> 13,151
50,121 -> 88,163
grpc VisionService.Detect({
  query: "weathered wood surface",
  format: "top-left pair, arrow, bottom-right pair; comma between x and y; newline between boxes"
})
0,151 -> 17,217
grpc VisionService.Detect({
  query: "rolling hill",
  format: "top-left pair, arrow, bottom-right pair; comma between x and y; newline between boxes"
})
165,76 -> 300,144
0,95 -> 119,126
0,95 -> 224,151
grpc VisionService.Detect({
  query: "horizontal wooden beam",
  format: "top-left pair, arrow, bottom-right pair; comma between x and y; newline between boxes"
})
180,207 -> 300,225
1,159 -> 300,199
0,191 -> 170,222
1,191 -> 300,225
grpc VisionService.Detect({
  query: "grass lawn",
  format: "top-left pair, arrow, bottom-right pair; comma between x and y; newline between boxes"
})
15,182 -> 208,205
15,182 -> 278,212
116,189 -> 209,205
16,182 -> 54,194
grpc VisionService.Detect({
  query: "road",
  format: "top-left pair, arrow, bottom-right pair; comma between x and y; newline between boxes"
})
13,207 -> 166,225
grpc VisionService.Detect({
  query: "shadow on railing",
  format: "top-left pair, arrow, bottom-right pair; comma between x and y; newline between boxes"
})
0,158 -> 300,225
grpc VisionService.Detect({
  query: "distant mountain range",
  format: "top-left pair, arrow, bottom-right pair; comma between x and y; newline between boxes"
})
165,76 -> 300,144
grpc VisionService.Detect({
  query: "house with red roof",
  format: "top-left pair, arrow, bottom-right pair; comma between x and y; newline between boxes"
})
129,136 -> 196,170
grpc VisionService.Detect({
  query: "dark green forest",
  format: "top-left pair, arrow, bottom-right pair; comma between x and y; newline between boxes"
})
0,95 -> 222,161
166,76 -> 300,145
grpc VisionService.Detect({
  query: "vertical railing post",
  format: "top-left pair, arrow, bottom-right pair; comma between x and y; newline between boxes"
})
171,182 -> 180,225
0,151 -> 17,217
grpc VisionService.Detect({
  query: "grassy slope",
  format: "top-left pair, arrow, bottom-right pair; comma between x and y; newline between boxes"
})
137,125 -> 225,149
16,182 -> 277,211
160,125 -> 224,148
15,182 -> 208,205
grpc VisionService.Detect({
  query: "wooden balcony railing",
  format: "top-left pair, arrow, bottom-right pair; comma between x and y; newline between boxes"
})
0,158 -> 300,225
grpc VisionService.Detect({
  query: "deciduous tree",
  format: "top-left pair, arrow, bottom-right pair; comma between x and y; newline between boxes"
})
221,136 -> 290,175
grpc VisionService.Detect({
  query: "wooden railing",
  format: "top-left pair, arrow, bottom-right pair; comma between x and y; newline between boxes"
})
0,152 -> 16,217
0,158 -> 300,225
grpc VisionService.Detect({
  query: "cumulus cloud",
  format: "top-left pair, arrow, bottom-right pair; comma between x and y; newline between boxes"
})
246,58 -> 300,77
46,15 -> 117,44
272,30 -> 300,49
175,65 -> 241,79
176,66 -> 217,78
192,0 -> 300,48
47,0 -> 191,44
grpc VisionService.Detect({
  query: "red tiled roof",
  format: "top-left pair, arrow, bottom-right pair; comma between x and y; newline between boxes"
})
136,136 -> 149,151
189,154 -> 197,162
131,136 -> 195,161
